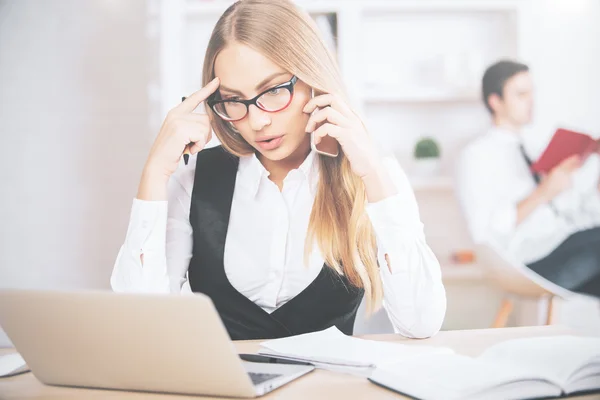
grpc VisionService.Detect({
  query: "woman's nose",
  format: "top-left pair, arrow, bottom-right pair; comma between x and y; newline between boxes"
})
247,104 -> 271,131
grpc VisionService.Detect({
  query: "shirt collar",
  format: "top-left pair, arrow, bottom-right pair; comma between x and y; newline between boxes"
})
237,150 -> 320,199
488,125 -> 523,145
238,152 -> 269,199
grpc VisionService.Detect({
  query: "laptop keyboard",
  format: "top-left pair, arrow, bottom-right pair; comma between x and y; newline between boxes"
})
248,372 -> 282,385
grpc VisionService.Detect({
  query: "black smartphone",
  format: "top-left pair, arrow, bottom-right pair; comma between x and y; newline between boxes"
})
239,353 -> 313,366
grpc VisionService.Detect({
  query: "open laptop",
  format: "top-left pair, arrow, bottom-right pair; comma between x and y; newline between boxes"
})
0,289 -> 314,397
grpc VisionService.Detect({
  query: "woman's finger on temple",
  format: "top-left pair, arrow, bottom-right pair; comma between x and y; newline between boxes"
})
176,77 -> 221,114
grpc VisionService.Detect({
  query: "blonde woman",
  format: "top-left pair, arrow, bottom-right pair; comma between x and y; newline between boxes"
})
111,0 -> 446,340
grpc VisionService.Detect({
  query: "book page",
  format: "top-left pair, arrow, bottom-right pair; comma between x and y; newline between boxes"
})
479,335 -> 600,389
371,353 -> 560,400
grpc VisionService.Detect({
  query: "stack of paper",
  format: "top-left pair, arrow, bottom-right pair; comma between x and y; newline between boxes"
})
259,326 -> 453,375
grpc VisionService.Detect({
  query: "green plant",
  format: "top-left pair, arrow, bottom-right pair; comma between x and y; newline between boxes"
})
414,137 -> 441,159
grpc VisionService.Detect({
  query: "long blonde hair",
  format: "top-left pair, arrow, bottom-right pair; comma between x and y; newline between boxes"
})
202,0 -> 383,313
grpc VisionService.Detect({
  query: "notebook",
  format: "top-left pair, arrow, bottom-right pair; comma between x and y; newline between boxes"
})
531,128 -> 599,174
369,335 -> 600,400
259,326 -> 453,375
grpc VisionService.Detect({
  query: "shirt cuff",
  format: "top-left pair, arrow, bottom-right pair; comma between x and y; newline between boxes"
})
125,198 -> 168,259
377,241 -> 446,337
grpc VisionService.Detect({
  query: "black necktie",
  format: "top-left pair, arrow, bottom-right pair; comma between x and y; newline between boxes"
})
519,144 -> 541,185
520,144 -> 563,218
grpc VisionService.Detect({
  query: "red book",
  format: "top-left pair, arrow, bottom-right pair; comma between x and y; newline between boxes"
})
531,128 -> 600,174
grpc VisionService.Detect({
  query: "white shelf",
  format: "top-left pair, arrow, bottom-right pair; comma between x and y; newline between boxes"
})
183,0 -> 523,17
408,176 -> 453,191
364,92 -> 479,104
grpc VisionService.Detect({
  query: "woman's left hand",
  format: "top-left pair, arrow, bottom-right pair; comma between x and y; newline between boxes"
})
304,94 -> 381,179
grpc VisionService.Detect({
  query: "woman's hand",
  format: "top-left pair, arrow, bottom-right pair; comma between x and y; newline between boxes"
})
303,93 -> 380,178
304,93 -> 398,202
137,77 -> 220,200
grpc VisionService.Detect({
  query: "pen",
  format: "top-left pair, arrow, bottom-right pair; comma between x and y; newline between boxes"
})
181,96 -> 191,165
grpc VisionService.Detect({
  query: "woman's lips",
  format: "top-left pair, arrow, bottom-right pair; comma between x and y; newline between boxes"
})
256,135 -> 284,151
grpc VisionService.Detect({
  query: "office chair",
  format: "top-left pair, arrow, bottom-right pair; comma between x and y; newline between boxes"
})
475,242 -> 577,328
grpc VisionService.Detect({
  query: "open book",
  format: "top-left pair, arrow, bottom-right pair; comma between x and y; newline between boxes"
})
531,128 -> 599,174
369,335 -> 600,400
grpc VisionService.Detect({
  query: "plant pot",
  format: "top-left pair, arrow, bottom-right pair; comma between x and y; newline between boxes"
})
413,158 -> 441,177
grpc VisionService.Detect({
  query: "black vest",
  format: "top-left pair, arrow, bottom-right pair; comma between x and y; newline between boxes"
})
187,146 -> 364,340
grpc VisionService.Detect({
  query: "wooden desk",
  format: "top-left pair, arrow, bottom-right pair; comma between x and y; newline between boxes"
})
1,326 -> 599,399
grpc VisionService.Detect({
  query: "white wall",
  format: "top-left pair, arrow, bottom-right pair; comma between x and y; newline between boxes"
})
521,0 -> 600,154
0,0 -> 155,346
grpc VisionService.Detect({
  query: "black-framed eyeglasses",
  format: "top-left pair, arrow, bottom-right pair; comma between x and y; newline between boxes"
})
207,75 -> 298,122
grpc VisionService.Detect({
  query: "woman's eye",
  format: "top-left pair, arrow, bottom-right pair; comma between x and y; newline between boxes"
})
267,88 -> 281,95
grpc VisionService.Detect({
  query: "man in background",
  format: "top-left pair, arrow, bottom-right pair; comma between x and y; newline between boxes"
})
456,60 -> 600,298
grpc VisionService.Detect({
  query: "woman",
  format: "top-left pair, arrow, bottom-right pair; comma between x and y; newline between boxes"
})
111,0 -> 446,340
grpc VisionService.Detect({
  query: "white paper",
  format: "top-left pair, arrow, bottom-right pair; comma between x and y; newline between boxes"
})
0,353 -> 28,378
259,326 -> 453,369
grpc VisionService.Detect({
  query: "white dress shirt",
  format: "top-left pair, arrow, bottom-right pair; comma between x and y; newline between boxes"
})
111,148 -> 446,338
456,126 -> 600,264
